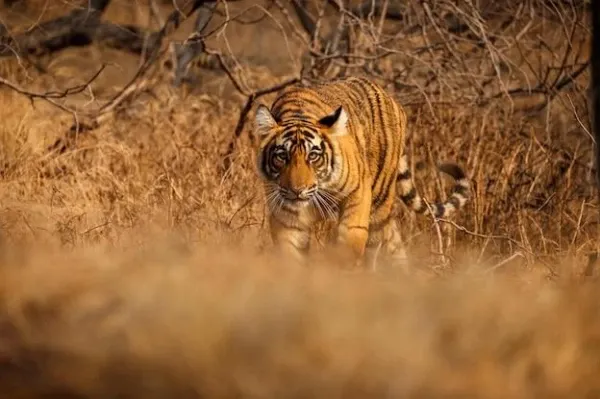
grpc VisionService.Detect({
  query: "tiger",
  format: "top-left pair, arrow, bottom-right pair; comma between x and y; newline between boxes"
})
253,76 -> 469,269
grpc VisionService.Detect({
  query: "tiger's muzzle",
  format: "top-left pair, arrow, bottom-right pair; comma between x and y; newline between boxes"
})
281,184 -> 318,202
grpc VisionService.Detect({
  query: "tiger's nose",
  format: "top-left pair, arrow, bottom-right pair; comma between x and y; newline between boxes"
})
289,185 -> 316,200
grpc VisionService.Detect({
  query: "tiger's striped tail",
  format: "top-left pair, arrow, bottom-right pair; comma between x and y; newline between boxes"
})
397,155 -> 470,219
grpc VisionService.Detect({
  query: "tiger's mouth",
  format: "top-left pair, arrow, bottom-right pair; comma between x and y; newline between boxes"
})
287,197 -> 310,203
282,192 -> 313,204
280,186 -> 317,202
277,196 -> 312,211
269,185 -> 338,219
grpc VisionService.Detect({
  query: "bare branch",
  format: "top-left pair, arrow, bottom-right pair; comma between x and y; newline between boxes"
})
290,0 -> 318,38
172,1 -> 218,87
0,0 -> 238,61
43,0 -> 225,155
0,0 -> 112,58
0,64 -> 105,100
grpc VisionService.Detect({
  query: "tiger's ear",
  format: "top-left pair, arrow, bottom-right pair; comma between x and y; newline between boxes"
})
319,106 -> 348,137
254,104 -> 278,139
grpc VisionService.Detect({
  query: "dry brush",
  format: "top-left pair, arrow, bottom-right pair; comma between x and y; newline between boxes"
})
0,1 -> 597,397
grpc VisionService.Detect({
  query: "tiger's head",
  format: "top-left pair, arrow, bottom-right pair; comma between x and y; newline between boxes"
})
253,103 -> 348,212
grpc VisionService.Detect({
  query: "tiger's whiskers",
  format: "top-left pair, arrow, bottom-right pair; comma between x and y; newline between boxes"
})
264,183 -> 285,215
313,188 -> 340,220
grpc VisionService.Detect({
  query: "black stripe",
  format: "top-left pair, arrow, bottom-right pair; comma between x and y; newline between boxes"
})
274,96 -> 325,119
348,81 -> 373,133
300,128 -> 320,140
338,157 -> 351,190
352,80 -> 382,183
373,149 -> 387,185
370,85 -> 388,193
343,87 -> 368,128
282,130 -> 295,139
356,81 -> 375,132
373,173 -> 395,210
358,154 -> 369,186
270,99 -> 291,116
401,187 -> 417,202
397,170 -> 411,180
315,156 -> 325,169
303,131 -> 316,140
280,112 -> 313,123
343,185 -> 360,202
448,196 -> 462,209
319,140 -> 327,153
321,134 -> 335,172
321,152 -> 331,178
453,185 -> 469,196
340,187 -> 362,212
261,137 -> 278,177
300,95 -> 326,112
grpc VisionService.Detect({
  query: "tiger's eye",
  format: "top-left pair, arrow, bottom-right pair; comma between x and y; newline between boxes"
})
308,152 -> 320,162
274,152 -> 286,165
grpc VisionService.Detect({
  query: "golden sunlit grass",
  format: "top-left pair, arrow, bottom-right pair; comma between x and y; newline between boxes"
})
1,239 -> 600,398
0,0 -> 598,397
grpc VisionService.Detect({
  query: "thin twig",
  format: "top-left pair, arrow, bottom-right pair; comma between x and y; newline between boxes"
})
484,252 -> 524,274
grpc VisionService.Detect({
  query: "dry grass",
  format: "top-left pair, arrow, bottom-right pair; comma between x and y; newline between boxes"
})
0,0 -> 598,397
2,240 -> 600,398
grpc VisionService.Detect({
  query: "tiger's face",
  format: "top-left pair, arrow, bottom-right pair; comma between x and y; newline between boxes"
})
254,104 -> 348,211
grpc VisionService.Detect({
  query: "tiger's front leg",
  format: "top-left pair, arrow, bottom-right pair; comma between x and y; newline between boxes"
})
269,214 -> 311,265
335,185 -> 372,267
